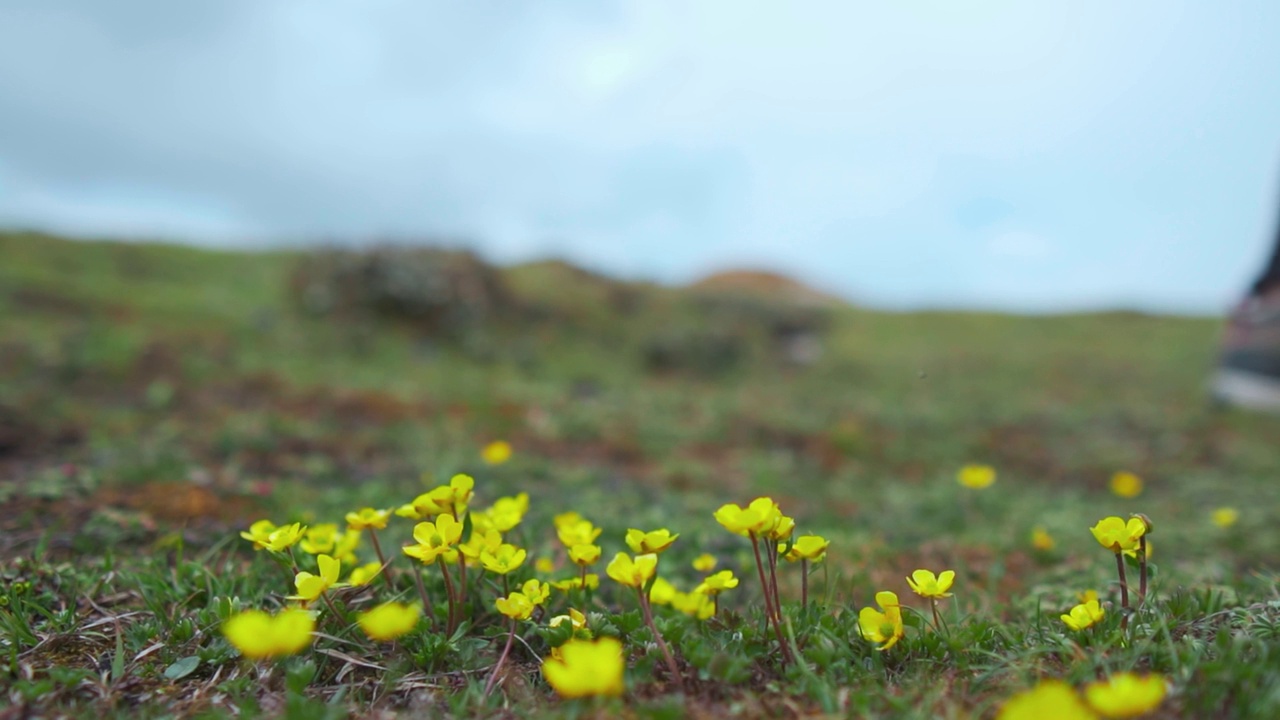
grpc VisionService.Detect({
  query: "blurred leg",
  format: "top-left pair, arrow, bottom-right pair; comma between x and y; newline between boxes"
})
1251,199 -> 1280,294
1212,183 -> 1280,412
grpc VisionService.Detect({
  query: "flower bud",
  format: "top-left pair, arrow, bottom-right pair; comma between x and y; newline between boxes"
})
1129,513 -> 1154,535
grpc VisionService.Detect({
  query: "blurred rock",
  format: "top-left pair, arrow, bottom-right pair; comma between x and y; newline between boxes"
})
688,269 -> 840,368
642,325 -> 748,377
289,245 -> 513,339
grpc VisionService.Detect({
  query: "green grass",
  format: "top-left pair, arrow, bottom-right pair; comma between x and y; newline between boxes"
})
2,231 -> 1279,718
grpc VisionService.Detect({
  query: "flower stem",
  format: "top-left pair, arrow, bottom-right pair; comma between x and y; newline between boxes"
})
930,598 -> 941,632
483,619 -> 517,697
440,562 -> 458,636
1114,551 -> 1131,631
801,559 -> 809,611
1114,552 -> 1130,610
411,565 -> 435,627
750,534 -> 792,665
366,529 -> 394,590
320,591 -> 345,628
765,539 -> 783,621
459,556 -> 469,609
638,590 -> 681,683
749,535 -> 776,623
1137,536 -> 1148,603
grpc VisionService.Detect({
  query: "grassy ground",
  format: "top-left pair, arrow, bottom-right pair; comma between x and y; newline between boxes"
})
1,231 -> 1278,718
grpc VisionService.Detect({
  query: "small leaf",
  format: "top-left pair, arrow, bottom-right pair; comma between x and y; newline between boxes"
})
163,655 -> 201,681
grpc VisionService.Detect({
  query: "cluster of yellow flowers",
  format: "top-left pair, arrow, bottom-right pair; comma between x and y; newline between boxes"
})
998,674 -> 1168,720
222,457 -> 1176,710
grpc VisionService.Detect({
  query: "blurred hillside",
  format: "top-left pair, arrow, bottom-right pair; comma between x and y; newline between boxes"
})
5,230 -> 1276,570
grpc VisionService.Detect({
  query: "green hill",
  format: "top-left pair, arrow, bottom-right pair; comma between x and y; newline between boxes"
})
2,231 -> 1278,719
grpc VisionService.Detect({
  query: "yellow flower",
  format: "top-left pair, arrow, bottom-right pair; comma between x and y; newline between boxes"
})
694,570 -> 739,596
222,609 -> 315,660
605,552 -> 658,588
403,515 -> 464,565
347,561 -> 383,586
550,574 -> 600,592
624,528 -> 679,554
240,519 -> 278,550
648,577 -> 677,606
521,579 -> 550,606
480,544 -> 527,574
713,497 -> 782,537
568,543 -> 602,566
542,637 -> 625,698
906,569 -> 955,599
290,554 -> 344,603
332,529 -> 361,564
403,543 -> 458,566
548,609 -> 592,661
997,680 -> 1098,720
1090,516 -> 1146,553
414,514 -> 463,550
345,508 -> 390,531
858,591 -> 904,651
458,528 -> 503,562
1109,471 -> 1143,498
557,519 -> 603,548
1031,527 -> 1056,551
957,463 -> 996,489
265,523 -> 307,553
357,602 -> 421,641
299,523 -> 339,555
400,475 -> 476,519
1122,539 -> 1153,561
395,492 -> 447,520
548,608 -> 588,632
478,492 -> 529,532
1061,599 -> 1105,631
553,511 -> 583,529
672,591 -> 715,620
692,554 -> 717,572
1078,589 -> 1099,604
495,591 -> 534,620
1211,507 -> 1239,528
767,515 -> 796,542
782,535 -> 829,562
446,473 -> 475,512
535,557 -> 556,574
1084,673 -> 1167,719
481,440 -> 513,465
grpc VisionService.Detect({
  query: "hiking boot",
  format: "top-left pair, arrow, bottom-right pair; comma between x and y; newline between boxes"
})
1211,288 -> 1280,413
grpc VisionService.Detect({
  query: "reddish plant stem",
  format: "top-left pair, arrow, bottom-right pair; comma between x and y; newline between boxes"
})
765,539 -> 783,621
1114,551 -> 1131,631
1137,537 -> 1148,602
750,535 -> 791,665
749,535 -> 776,621
638,590 -> 681,682
411,565 -> 435,627
458,557 -> 469,615
366,529 -> 394,590
1114,552 -> 1130,610
320,591 -> 345,628
483,619 -> 517,696
440,562 -> 458,635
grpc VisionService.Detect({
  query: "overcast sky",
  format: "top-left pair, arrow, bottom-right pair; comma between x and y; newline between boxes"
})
2,1 -> 1279,313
